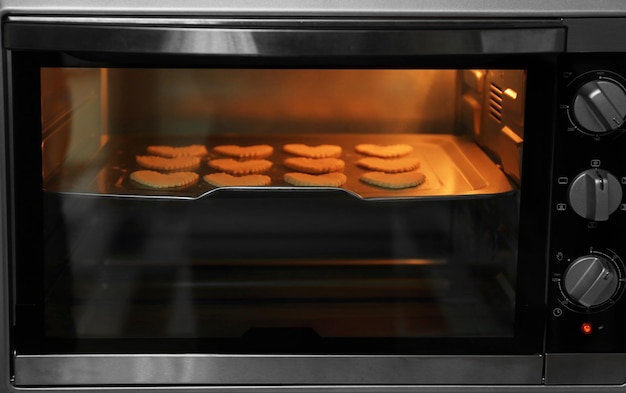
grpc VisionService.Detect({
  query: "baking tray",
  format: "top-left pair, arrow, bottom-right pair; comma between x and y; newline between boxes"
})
43,134 -> 514,200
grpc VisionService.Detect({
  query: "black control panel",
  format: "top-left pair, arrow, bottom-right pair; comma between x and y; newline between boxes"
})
548,55 -> 626,353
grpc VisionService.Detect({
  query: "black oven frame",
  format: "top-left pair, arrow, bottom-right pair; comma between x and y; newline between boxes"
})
6,17 -> 554,387
1,2 -> 626,391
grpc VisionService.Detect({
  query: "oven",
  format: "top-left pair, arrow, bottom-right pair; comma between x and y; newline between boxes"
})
1,1 -> 626,391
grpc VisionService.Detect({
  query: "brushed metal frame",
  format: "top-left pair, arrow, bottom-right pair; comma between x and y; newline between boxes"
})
3,2 -> 626,392
1,0 -> 626,18
4,17 -> 565,56
15,354 -> 543,386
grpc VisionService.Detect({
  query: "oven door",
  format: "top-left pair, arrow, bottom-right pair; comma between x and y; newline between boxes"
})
4,18 -> 561,387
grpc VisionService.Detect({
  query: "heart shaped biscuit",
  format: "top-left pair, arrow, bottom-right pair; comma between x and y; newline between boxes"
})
208,158 -> 273,175
356,157 -> 420,173
360,171 -> 426,189
130,170 -> 199,189
355,144 -> 413,158
146,144 -> 208,157
136,155 -> 201,171
213,144 -> 274,159
284,172 -> 347,187
283,144 -> 342,158
204,173 -> 271,187
284,157 -> 345,174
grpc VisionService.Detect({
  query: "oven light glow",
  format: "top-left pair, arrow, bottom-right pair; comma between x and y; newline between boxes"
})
504,88 -> 518,100
581,322 -> 593,335
471,69 -> 484,80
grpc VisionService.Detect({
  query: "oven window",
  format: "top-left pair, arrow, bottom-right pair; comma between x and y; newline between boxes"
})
38,67 -> 526,352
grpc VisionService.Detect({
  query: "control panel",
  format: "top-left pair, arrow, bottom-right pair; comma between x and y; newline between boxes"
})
548,60 -> 626,354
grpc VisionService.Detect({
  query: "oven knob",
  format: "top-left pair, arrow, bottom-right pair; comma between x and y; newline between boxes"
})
568,168 -> 622,221
563,255 -> 619,308
572,79 -> 626,134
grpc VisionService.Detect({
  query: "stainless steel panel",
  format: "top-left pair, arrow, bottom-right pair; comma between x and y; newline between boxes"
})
1,0 -> 626,18
15,354 -> 543,386
4,19 -> 565,55
545,353 -> 626,385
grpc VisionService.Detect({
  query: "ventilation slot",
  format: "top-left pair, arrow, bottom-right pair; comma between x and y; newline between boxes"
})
489,83 -> 504,123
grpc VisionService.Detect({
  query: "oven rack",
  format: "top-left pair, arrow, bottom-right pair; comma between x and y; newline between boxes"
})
43,134 -> 514,200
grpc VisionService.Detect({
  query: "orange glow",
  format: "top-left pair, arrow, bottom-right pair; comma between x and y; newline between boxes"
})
581,322 -> 593,335
504,88 -> 518,100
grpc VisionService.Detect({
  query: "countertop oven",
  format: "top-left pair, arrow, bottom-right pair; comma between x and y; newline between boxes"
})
1,1 -> 626,392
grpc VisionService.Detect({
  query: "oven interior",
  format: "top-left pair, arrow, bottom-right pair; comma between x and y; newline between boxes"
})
35,67 -> 526,353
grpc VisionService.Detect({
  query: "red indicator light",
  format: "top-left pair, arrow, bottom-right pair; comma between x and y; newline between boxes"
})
581,322 -> 593,335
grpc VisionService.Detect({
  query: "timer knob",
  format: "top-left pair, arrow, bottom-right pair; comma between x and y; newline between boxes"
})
572,79 -> 626,134
563,255 -> 619,308
568,168 -> 622,221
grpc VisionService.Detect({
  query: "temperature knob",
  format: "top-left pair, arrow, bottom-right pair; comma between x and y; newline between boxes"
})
572,79 -> 626,134
568,168 -> 622,221
563,255 -> 619,308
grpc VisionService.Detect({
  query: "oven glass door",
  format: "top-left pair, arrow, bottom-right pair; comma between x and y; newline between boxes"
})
6,21 -> 556,387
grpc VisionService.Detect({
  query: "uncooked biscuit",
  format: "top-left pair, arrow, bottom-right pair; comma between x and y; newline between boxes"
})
136,155 -> 201,171
208,158 -> 273,175
146,144 -> 208,157
204,173 -> 271,187
130,170 -> 199,189
213,144 -> 274,159
355,144 -> 413,158
284,157 -> 345,174
284,172 -> 347,187
360,171 -> 426,189
283,144 -> 342,158
356,157 -> 420,173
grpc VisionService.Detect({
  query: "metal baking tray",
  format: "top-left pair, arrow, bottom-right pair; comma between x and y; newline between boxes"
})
43,134 -> 514,200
